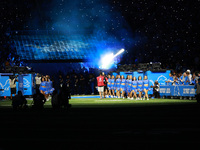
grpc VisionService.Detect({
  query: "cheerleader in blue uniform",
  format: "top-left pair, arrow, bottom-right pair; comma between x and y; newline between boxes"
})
127,75 -> 132,99
39,76 -> 48,99
137,76 -> 143,100
165,73 -> 174,85
120,75 -> 126,99
143,75 -> 149,100
46,75 -> 55,101
44,75 -> 50,101
130,77 -> 138,100
111,75 -> 115,98
116,75 -> 121,98
125,75 -> 129,98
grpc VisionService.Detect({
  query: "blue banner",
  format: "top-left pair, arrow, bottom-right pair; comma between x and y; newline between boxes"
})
159,85 -> 196,97
18,75 -> 24,94
0,73 -> 33,97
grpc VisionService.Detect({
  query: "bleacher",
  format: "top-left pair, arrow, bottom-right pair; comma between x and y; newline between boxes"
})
11,34 -> 97,60
11,31 -> 121,61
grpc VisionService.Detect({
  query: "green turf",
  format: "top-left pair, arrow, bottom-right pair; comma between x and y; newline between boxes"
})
0,98 -> 196,108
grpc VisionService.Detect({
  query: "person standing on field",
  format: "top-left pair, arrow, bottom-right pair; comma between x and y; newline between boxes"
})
96,72 -> 105,99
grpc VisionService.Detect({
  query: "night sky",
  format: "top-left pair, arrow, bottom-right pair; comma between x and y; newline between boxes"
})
1,0 -> 200,69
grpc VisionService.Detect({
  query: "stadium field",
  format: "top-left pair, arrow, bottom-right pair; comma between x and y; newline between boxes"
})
0,96 -> 200,149
0,97 -> 197,108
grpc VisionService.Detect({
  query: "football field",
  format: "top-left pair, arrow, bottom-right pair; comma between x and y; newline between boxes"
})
0,96 -> 200,149
0,97 -> 197,108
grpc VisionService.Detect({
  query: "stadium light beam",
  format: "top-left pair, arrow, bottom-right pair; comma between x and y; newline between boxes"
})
113,48 -> 124,58
100,48 -> 125,69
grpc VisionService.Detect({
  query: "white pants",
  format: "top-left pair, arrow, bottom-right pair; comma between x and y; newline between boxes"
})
98,86 -> 104,93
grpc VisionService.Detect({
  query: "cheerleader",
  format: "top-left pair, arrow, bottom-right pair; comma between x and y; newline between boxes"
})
116,75 -> 121,98
120,75 -> 126,99
143,75 -> 149,100
111,75 -> 116,98
130,77 -> 138,100
107,75 -> 112,98
127,75 -> 132,99
137,76 -> 143,100
46,75 -> 55,101
39,76 -> 48,99
165,73 -> 174,85
125,75 -> 129,98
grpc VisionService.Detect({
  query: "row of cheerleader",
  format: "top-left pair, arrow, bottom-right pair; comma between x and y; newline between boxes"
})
106,75 -> 150,100
39,75 -> 55,101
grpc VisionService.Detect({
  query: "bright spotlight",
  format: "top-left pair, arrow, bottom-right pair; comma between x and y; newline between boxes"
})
101,53 -> 114,69
100,48 -> 125,69
114,48 -> 125,57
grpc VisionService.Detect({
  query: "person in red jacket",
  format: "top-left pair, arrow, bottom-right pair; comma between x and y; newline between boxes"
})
96,72 -> 105,99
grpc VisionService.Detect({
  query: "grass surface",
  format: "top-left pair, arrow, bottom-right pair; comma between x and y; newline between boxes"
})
0,97 -> 196,108
0,96 -> 200,149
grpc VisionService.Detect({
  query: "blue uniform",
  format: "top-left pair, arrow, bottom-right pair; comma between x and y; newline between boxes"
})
179,76 -> 184,85
39,81 -> 47,93
131,80 -> 137,91
166,76 -> 174,85
184,76 -> 189,85
137,80 -> 143,91
116,79 -> 121,91
120,79 -> 126,91
191,78 -> 196,85
45,81 -> 50,94
107,79 -> 111,90
110,79 -> 115,90
125,79 -> 129,92
174,78 -> 179,85
49,80 -> 55,94
127,79 -> 132,93
143,79 -> 149,90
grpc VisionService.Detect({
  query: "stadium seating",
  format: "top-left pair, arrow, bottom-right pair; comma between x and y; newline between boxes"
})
11,34 -> 112,61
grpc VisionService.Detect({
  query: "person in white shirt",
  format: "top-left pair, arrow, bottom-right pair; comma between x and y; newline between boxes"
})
35,73 -> 41,90
186,69 -> 192,84
9,75 -> 18,100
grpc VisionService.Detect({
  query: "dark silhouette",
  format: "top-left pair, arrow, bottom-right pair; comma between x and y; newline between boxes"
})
195,78 -> 200,103
12,90 -> 27,110
79,74 -> 85,95
51,90 -> 60,110
32,89 -> 46,110
58,84 -> 71,110
151,81 -> 160,98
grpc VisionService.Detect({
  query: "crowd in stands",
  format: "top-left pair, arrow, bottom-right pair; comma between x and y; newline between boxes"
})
165,70 -> 200,86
